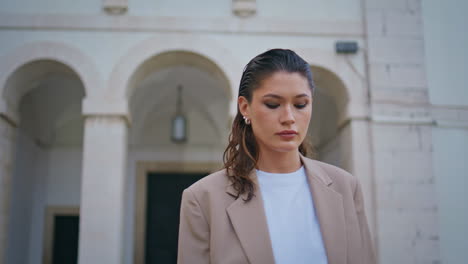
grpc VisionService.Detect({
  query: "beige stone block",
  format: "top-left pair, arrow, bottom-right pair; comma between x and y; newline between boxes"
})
458,108 -> 468,121
373,124 -> 420,151
372,103 -> 432,123
391,151 -> 433,183
374,150 -> 434,184
432,107 -> 459,121
369,63 -> 426,88
431,106 -> 468,128
373,150 -> 394,178
418,126 -> 433,151
378,229 -> 439,263
384,10 -> 423,37
377,208 -> 440,263
407,0 -> 422,12
368,37 -> 425,64
378,183 -> 437,210
372,124 -> 432,151
366,0 -> 409,11
378,209 -> 438,238
413,239 -> 440,264
371,88 -> 429,105
366,10 -> 385,36
377,230 -> 415,264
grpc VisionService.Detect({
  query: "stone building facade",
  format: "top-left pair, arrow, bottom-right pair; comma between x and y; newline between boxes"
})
0,0 -> 467,264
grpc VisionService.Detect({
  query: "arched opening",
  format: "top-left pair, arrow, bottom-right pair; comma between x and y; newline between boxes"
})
308,65 -> 351,171
128,51 -> 231,263
128,51 -> 231,151
4,59 -> 85,264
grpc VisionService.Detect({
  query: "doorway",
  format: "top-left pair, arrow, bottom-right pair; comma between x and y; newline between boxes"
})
43,207 -> 80,264
52,215 -> 79,264
134,161 -> 220,264
144,172 -> 206,263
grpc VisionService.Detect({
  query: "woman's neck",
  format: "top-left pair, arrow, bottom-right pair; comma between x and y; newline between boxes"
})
256,150 -> 302,173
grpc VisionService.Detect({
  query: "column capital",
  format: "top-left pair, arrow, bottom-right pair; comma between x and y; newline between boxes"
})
82,98 -> 131,125
82,114 -> 130,128
0,98 -> 19,127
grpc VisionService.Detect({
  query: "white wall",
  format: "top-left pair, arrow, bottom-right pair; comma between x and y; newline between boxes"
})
257,0 -> 361,20
0,0 -> 99,14
422,0 -> 468,263
431,128 -> 468,264
129,0 -> 231,17
423,0 -> 468,106
6,129 -> 49,264
46,149 -> 82,206
6,130 -> 36,264
7,142 -> 83,264
0,0 -> 362,20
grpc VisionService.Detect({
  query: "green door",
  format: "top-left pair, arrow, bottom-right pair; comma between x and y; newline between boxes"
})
145,172 -> 206,264
52,215 -> 79,264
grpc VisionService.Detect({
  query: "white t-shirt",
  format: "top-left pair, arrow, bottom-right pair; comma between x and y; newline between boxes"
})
256,166 -> 328,264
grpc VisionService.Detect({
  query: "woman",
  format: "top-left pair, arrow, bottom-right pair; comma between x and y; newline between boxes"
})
177,49 -> 375,264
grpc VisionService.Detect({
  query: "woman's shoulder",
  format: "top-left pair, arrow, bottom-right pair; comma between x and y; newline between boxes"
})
311,159 -> 352,177
303,157 -> 359,190
184,168 -> 230,197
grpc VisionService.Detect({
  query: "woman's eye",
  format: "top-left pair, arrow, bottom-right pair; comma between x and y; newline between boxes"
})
265,103 -> 279,109
295,103 -> 308,109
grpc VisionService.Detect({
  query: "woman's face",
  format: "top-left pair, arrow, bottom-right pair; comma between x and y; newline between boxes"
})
239,71 -> 312,155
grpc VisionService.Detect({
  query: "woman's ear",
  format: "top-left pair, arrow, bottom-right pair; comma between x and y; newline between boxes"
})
238,96 -> 250,117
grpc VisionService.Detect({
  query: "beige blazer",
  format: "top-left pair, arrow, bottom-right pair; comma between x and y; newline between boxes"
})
177,155 -> 376,264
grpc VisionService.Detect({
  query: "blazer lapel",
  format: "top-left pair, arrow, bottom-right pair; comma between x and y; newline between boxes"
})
226,170 -> 275,264
301,156 -> 347,264
225,156 -> 347,264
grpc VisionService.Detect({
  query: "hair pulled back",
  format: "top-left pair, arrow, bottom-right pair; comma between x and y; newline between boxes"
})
223,48 -> 315,201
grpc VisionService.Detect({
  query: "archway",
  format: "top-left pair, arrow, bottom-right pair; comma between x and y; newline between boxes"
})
105,34 -> 242,117
308,65 -> 351,171
4,59 -> 86,264
129,50 -> 231,264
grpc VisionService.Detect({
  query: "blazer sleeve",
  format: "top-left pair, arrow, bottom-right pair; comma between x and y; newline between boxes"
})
177,188 -> 210,264
353,177 -> 377,264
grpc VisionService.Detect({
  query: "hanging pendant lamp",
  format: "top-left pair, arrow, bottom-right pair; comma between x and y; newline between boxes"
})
171,85 -> 187,143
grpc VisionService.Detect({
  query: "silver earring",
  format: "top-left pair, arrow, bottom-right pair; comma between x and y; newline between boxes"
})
243,116 -> 251,125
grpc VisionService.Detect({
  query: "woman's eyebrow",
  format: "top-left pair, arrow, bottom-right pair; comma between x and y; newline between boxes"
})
262,94 -> 282,99
295,93 -> 310,98
262,93 -> 310,99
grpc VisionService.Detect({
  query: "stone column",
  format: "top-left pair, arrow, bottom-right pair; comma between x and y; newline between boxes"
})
348,118 -> 377,242
78,115 -> 128,264
0,115 -> 17,264
363,0 -> 440,263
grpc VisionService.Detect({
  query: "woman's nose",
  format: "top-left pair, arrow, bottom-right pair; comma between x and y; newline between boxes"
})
280,105 -> 295,125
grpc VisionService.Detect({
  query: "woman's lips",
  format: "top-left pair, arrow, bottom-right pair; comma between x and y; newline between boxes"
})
276,130 -> 298,139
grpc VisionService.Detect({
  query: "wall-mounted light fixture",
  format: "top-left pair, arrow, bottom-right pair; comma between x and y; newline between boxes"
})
335,41 -> 359,54
171,85 -> 187,143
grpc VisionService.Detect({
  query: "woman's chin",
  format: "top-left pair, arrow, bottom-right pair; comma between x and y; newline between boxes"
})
270,143 -> 300,153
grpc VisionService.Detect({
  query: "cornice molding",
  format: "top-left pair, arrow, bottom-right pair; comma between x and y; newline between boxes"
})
0,13 -> 363,37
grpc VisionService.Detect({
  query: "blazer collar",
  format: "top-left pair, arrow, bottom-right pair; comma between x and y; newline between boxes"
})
301,155 -> 347,264
225,155 -> 346,264
226,169 -> 275,264
224,155 -> 333,197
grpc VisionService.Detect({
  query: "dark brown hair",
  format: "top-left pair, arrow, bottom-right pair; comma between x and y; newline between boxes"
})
223,49 -> 315,201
